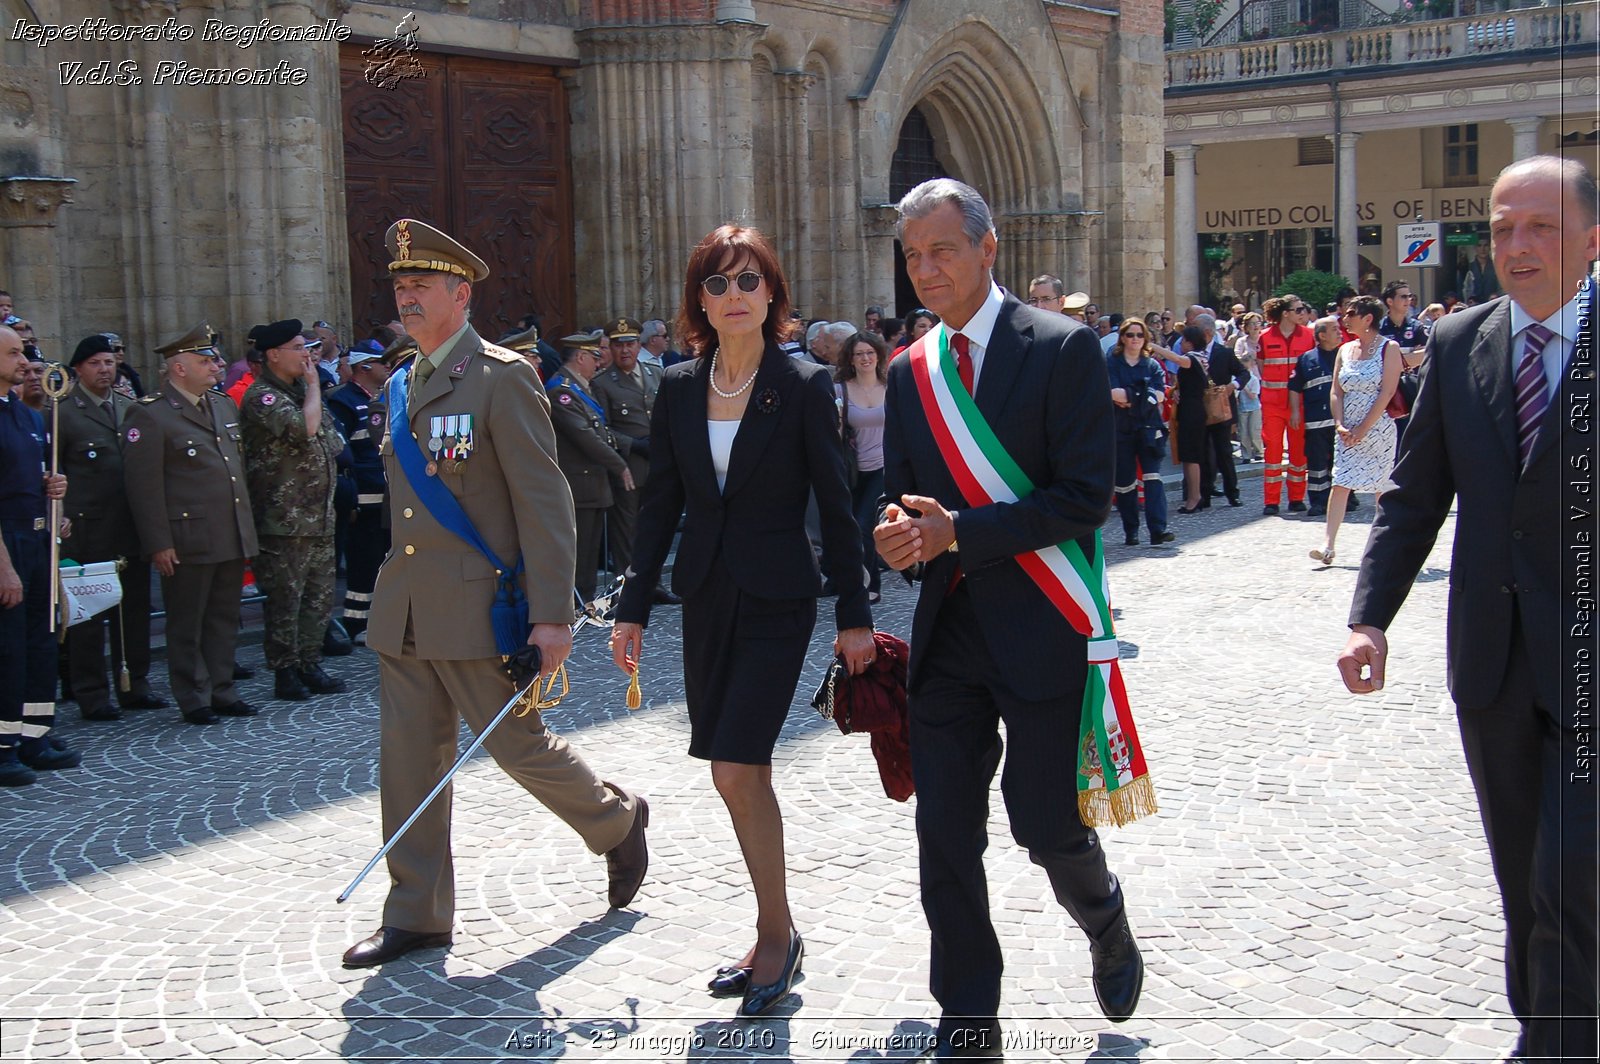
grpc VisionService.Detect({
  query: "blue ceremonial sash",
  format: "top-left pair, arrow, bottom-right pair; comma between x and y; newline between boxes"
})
390,365 -> 528,656
544,373 -> 608,424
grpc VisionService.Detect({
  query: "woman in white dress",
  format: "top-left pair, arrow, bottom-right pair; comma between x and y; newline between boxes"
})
1310,295 -> 1402,566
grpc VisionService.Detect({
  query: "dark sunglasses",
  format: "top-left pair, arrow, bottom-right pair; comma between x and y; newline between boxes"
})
1123,330 -> 1147,339
701,271 -> 762,297
1294,305 -> 1312,312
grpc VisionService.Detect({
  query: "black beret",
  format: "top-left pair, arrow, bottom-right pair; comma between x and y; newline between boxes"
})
247,318 -> 303,353
70,333 -> 115,367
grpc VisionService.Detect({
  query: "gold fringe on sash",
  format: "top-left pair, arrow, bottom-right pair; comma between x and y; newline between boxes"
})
1078,773 -> 1159,828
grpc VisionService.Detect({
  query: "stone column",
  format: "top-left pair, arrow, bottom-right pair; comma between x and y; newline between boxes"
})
1506,117 -> 1542,161
0,179 -> 76,359
1170,145 -> 1198,309
1330,132 -> 1361,287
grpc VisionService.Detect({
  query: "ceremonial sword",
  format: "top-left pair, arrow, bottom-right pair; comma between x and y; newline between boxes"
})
336,575 -> 627,903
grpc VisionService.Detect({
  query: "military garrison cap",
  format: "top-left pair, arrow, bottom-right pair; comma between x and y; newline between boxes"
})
154,323 -> 217,359
385,218 -> 490,283
606,317 -> 641,342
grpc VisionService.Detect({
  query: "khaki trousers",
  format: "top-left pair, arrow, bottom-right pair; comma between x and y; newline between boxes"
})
377,625 -> 638,933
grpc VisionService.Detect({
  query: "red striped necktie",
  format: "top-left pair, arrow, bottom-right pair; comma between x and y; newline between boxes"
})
952,332 -> 973,395
1514,322 -> 1553,467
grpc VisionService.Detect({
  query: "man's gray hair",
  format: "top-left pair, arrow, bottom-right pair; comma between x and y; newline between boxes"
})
640,319 -> 667,343
895,178 -> 995,246
1313,315 -> 1341,340
822,322 -> 855,344
806,320 -> 831,346
1195,313 -> 1217,336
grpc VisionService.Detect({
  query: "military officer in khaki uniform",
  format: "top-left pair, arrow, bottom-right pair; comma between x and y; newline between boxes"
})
591,316 -> 677,603
58,334 -> 165,720
342,219 -> 649,970
546,331 -> 632,603
122,325 -> 259,725
240,319 -> 347,702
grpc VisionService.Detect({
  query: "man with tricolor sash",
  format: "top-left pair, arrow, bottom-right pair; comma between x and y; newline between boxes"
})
874,179 -> 1154,1060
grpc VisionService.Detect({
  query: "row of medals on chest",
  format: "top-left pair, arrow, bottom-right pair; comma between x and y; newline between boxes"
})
426,414 -> 473,476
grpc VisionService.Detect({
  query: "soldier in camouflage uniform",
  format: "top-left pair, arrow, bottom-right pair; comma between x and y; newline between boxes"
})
546,330 -> 631,603
239,319 -> 347,702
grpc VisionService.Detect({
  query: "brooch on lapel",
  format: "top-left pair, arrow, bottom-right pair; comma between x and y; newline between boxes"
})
756,388 -> 780,415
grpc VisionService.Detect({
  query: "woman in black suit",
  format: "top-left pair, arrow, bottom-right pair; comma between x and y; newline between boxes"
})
610,225 -> 874,1016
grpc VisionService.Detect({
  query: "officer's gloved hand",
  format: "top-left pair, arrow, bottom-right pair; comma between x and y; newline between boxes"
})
505,645 -> 543,689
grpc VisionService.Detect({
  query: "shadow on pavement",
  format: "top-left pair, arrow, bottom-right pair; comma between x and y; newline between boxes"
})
338,912 -> 641,1060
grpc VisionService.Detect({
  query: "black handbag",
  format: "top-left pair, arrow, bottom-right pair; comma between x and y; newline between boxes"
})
810,654 -> 847,721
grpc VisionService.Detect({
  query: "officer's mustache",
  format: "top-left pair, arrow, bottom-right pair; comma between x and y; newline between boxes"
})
399,305 -> 424,317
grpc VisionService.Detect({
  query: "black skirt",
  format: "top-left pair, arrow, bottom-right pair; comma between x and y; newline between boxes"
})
679,557 -> 817,765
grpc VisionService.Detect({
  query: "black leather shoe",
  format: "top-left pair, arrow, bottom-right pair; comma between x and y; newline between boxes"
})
605,797 -> 650,907
20,737 -> 81,770
214,700 -> 258,717
182,707 -> 219,726
707,965 -> 751,996
1228,497 -> 1243,507
1262,504 -> 1280,516
81,705 -> 122,722
341,926 -> 452,968
1123,534 -> 1139,546
299,665 -> 346,695
1306,507 -> 1327,518
651,585 -> 682,606
1090,919 -> 1144,1023
1288,500 -> 1309,513
233,662 -> 255,681
1208,488 -> 1225,498
119,691 -> 168,710
1347,494 -> 1361,510
274,668 -> 311,701
738,930 -> 803,1017
1153,531 -> 1176,545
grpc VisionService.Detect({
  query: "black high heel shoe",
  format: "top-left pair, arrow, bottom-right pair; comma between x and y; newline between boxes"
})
708,965 -> 751,996
738,930 -> 804,1017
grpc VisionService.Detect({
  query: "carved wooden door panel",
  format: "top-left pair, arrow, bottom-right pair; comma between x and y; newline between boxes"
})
340,49 -> 574,343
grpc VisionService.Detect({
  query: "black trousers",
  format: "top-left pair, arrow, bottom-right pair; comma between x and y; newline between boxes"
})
0,528 -> 57,750
1457,619 -> 1598,1063
341,504 -> 389,633
65,556 -> 154,712
910,585 -> 1125,1049
1303,425 -> 1334,512
1201,420 -> 1239,502
573,507 -> 604,603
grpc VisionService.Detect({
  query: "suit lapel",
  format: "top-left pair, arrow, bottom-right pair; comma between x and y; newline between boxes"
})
974,298 -> 1030,425
721,346 -> 791,499
1465,300 -> 1517,465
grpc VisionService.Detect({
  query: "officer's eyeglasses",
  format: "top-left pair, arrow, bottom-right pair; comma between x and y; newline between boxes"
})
701,271 -> 763,297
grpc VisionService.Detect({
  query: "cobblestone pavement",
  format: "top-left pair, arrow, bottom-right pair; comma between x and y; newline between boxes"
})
1,491 -> 1518,1063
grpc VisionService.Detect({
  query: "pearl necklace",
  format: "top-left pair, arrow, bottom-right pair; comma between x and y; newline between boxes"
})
709,350 -> 758,399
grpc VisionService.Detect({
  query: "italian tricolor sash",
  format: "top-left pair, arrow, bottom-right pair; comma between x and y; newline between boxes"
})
909,329 -> 1157,828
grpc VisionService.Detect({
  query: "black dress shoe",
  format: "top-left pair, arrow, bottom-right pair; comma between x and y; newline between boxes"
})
1123,534 -> 1139,546
1347,494 -> 1361,510
213,700 -> 258,717
1287,500 -> 1309,513
274,668 -> 311,701
119,691 -> 168,710
707,965 -> 751,996
298,665 -> 347,694
20,737 -> 81,770
1228,497 -> 1243,507
738,930 -> 803,1017
1208,488 -> 1225,498
1090,918 -> 1144,1023
81,705 -> 122,722
1306,507 -> 1327,518
605,797 -> 649,908
651,586 -> 682,606
233,662 -> 255,680
1153,531 -> 1177,544
1262,504 -> 1280,515
182,707 -> 219,726
341,926 -> 452,968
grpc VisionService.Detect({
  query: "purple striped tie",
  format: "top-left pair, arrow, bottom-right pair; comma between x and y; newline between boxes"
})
1514,322 -> 1554,466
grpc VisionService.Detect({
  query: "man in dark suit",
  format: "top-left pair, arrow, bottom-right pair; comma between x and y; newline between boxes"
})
874,179 -> 1143,1060
1339,155 -> 1598,1064
1198,313 -> 1249,507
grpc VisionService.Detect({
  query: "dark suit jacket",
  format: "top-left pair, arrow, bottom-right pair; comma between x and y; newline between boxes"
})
1350,292 -> 1592,710
617,344 -> 871,633
882,294 -> 1115,703
57,383 -> 141,561
1206,339 -> 1250,424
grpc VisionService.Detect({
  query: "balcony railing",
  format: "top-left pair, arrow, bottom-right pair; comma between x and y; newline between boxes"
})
1167,0 -> 1592,86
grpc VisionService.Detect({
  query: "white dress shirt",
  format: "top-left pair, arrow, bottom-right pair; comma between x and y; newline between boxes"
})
1508,282 -> 1589,399
937,281 -> 1006,394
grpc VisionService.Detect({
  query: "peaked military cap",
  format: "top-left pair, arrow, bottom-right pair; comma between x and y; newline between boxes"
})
606,316 -> 641,342
499,325 -> 541,353
154,323 -> 218,359
385,218 -> 490,283
1062,292 -> 1091,313
381,333 -> 418,366
559,329 -> 604,351
247,319 -> 304,353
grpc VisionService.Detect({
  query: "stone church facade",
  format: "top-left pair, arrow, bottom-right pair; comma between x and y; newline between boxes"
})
4,0 -> 1163,375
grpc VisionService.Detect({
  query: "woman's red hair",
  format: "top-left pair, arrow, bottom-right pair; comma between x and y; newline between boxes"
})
676,225 -> 798,357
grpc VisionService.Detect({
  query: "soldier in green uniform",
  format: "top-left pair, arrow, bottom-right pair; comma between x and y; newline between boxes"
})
238,319 -> 347,702
591,316 -> 677,603
122,324 -> 259,725
58,335 -> 165,720
546,330 -> 631,603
